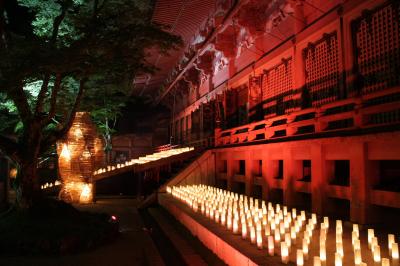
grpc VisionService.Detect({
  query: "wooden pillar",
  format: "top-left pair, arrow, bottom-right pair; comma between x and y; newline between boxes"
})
283,148 -> 295,207
350,142 -> 371,224
245,151 -> 252,196
311,143 -> 327,215
262,149 -> 275,201
262,151 -> 271,202
227,152 -> 234,191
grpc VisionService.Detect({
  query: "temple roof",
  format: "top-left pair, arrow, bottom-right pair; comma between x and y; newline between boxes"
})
133,0 -> 219,98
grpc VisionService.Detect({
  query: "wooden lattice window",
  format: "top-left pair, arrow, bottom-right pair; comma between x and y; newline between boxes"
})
352,2 -> 400,95
303,32 -> 340,107
262,57 -> 293,116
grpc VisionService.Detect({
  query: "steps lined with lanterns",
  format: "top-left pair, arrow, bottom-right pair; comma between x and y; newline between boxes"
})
162,185 -> 399,266
93,147 -> 195,181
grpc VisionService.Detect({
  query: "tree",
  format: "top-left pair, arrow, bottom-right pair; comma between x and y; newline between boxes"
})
0,0 -> 182,209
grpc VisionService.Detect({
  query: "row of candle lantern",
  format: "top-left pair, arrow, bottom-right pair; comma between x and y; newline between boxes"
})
93,147 -> 194,175
41,180 -> 62,190
166,185 -> 399,266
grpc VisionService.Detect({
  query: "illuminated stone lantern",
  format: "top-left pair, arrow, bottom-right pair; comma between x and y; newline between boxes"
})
57,112 -> 105,203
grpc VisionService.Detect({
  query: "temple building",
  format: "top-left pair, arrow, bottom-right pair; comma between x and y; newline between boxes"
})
1,0 -> 399,265
135,0 -> 400,225
115,0 -> 400,264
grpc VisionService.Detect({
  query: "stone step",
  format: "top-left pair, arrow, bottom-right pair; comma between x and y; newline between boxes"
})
147,207 -> 208,266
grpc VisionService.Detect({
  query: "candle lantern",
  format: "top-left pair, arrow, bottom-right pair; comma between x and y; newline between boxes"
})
57,112 -> 105,203
281,242 -> 289,264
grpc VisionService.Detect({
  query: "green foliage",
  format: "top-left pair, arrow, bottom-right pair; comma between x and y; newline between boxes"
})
0,0 -> 182,159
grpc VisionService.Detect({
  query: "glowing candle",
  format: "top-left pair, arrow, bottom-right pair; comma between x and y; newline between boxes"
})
352,231 -> 359,246
388,234 -> 395,254
302,238 -> 309,259
281,242 -> 289,264
275,229 -> 281,244
215,210 -> 220,223
320,243 -> 326,263
323,217 -> 329,228
382,258 -> 390,266
291,226 -> 296,240
354,249 -> 362,265
336,232 -> 342,244
372,237 -> 379,250
233,218 -> 239,234
271,221 -> 276,231
374,245 -> 381,263
264,223 -> 271,237
285,233 -> 291,250
280,222 -> 285,235
335,252 -> 342,266
336,242 -> 344,258
313,256 -> 321,266
353,224 -> 359,236
368,229 -> 375,248
221,212 -> 226,225
268,236 -> 274,256
256,229 -> 263,249
60,143 -> 71,161
354,239 -> 361,251
301,211 -> 306,221
227,214 -> 232,230
392,242 -> 399,260
242,222 -> 247,239
297,249 -> 304,266
250,226 -> 256,244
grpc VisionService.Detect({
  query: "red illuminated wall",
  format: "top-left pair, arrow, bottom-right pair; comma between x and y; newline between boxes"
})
163,0 -> 400,225
170,0 -> 399,144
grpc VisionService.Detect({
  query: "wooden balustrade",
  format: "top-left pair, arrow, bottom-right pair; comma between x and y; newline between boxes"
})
215,87 -> 400,146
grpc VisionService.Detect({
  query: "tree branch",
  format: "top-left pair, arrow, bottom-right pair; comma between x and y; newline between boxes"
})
34,74 -> 51,115
40,77 -> 86,152
50,4 -> 68,45
7,85 -> 33,125
41,73 -> 62,126
58,77 -> 86,135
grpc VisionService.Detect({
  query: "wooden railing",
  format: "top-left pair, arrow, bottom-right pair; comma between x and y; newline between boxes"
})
215,87 -> 400,146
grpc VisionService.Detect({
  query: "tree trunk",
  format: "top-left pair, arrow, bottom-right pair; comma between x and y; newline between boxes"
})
15,159 -> 41,209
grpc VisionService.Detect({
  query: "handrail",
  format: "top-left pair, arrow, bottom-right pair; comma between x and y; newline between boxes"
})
215,88 -> 400,146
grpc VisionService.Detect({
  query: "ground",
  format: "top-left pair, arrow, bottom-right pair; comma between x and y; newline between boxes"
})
0,198 -> 161,266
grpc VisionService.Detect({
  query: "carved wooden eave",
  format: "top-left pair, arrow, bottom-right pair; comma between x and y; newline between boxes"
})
236,0 -> 271,36
214,24 -> 238,59
155,0 -> 251,105
176,79 -> 190,96
183,67 -> 201,89
194,50 -> 216,77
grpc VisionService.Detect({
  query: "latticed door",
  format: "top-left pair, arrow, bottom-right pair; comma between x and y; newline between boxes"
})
262,57 -> 294,117
248,75 -> 263,122
303,32 -> 340,107
352,1 -> 400,95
